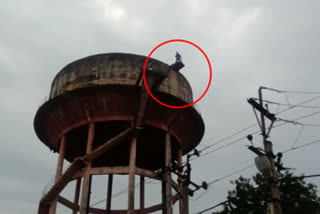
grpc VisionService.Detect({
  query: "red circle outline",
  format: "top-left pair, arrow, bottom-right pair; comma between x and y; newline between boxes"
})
143,39 -> 212,109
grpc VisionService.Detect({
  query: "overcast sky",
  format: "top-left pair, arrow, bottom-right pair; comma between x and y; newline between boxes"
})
1,0 -> 320,213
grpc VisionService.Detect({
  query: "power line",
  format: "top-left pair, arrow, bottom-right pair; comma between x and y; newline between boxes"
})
196,200 -> 229,214
90,90 -> 320,209
274,110 -> 320,128
192,137 -> 320,202
194,135 -> 257,160
193,109 -> 320,162
207,164 -> 255,185
276,95 -> 320,115
191,185 -> 213,201
191,109 -> 320,162
191,164 -> 255,202
193,91 -> 320,212
282,139 -> 320,154
195,172 -> 320,214
290,125 -> 304,149
199,123 -> 257,152
254,98 -> 320,109
90,178 -> 154,207
251,95 -> 320,115
295,174 -> 320,179
205,138 -> 320,187
281,91 -> 320,95
89,137 -> 320,209
284,92 -> 291,106
198,95 -> 320,156
276,118 -> 320,127
263,86 -> 320,95
189,95 -> 320,164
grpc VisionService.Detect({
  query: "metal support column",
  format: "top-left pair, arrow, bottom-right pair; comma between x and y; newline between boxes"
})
165,133 -> 173,214
72,178 -> 81,214
49,135 -> 66,214
178,148 -> 188,214
106,174 -> 113,214
140,176 -> 145,213
79,123 -> 95,214
162,180 -> 166,213
128,137 -> 137,214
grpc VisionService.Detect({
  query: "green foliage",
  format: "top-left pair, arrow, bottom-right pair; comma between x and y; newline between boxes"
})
213,171 -> 320,214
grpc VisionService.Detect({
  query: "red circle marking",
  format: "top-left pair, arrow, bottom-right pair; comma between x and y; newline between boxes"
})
143,39 -> 212,109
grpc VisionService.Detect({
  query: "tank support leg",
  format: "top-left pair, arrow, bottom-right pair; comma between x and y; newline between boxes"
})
128,137 -> 137,214
140,176 -> 145,213
178,148 -> 189,214
72,178 -> 81,214
49,135 -> 66,214
106,174 -> 113,213
164,133 -> 173,214
79,123 -> 95,214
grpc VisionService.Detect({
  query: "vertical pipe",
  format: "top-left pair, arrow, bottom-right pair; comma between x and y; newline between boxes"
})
80,123 -> 95,214
128,137 -> 137,214
162,180 -> 167,214
49,135 -> 66,214
140,176 -> 145,213
55,136 -> 67,180
86,123 -> 95,154
177,149 -> 183,214
106,174 -> 113,213
178,148 -> 188,214
165,133 -> 173,214
73,178 -> 81,214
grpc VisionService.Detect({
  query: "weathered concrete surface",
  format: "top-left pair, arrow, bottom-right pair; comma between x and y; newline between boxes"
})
49,53 -> 193,104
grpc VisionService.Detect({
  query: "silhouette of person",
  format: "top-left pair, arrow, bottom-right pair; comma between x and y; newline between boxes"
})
175,52 -> 182,63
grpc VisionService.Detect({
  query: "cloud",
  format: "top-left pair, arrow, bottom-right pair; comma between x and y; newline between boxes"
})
1,0 -> 320,213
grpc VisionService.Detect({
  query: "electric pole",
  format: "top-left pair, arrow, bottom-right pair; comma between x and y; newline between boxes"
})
248,86 -> 283,214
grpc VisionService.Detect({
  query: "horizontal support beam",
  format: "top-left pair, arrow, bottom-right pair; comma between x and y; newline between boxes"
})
89,166 -> 129,175
88,203 -> 163,214
73,166 -> 162,181
54,194 -> 180,214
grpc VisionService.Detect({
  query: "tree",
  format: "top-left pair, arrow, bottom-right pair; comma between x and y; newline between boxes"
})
213,171 -> 320,214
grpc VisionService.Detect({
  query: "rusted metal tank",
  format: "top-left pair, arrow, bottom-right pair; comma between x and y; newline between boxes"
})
34,53 -> 204,170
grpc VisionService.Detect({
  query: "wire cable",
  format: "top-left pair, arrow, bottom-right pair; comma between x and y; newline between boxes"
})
281,91 -> 320,95
282,139 -> 320,154
198,95 -> 320,156
193,137 -> 320,204
191,108 -> 320,164
290,125 -> 304,149
284,92 -> 291,106
90,178 -> 154,207
274,110 -> 320,128
295,174 -> 320,179
194,135 -> 258,161
196,172 -> 320,214
199,123 -> 257,152
263,87 -> 320,95
256,99 -> 320,109
207,164 -> 255,185
276,95 -> 320,115
88,90 -> 320,209
196,200 -> 229,214
192,164 -> 255,202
